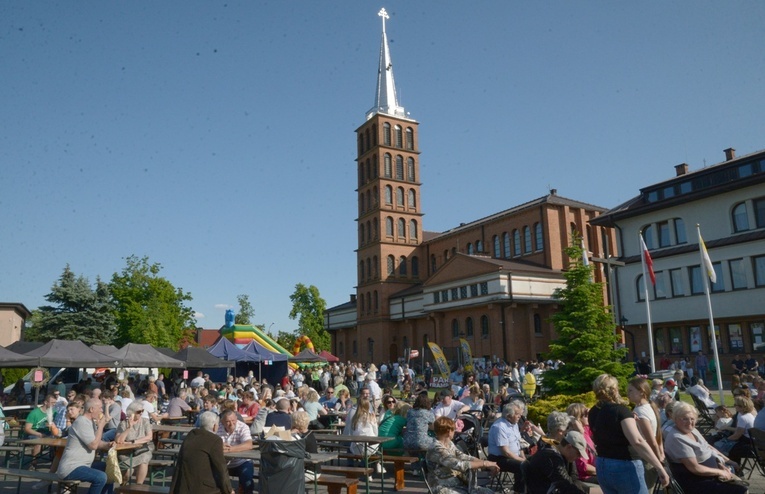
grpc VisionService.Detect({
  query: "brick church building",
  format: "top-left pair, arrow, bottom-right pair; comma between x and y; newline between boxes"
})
324,9 -> 614,366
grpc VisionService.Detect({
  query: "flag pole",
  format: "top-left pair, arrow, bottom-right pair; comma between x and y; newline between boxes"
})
639,234 -> 656,373
698,224 -> 723,404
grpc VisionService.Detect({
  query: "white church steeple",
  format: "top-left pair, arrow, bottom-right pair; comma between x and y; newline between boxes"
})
366,8 -> 407,120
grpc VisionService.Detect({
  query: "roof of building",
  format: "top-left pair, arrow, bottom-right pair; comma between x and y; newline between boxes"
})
593,147 -> 765,226
426,191 -> 608,242
366,8 -> 409,121
0,302 -> 32,318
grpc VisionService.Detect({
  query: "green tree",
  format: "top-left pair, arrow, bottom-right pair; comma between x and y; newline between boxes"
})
275,330 -> 297,352
28,265 -> 117,344
235,294 -> 255,325
288,283 -> 329,351
543,236 -> 633,395
110,255 -> 195,349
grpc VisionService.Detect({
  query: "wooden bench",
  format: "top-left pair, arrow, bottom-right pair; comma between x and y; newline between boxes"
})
338,453 -> 418,490
316,475 -> 360,494
116,484 -> 170,494
0,445 -> 26,468
147,458 -> 175,486
321,465 -> 373,479
0,467 -> 79,494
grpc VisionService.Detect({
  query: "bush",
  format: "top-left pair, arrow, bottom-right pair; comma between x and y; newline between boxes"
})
1,368 -> 31,388
526,392 -> 597,427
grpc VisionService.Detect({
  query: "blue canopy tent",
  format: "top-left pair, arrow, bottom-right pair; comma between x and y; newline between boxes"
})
240,340 -> 289,385
206,337 -> 261,382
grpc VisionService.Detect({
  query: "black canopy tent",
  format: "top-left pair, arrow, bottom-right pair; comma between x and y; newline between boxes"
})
106,343 -> 186,369
0,345 -> 40,367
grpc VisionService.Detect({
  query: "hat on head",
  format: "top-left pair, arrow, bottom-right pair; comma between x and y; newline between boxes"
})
564,431 -> 588,458
666,379 -> 676,386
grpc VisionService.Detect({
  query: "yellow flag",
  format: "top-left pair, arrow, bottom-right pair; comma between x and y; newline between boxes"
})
427,342 -> 450,379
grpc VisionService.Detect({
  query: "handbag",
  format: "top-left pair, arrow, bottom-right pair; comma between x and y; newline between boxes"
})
133,443 -> 151,456
105,446 -> 123,485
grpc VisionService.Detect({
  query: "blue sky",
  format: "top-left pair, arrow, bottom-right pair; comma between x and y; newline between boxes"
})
2,1 -> 764,337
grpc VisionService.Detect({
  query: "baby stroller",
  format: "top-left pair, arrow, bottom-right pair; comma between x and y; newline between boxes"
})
453,412 -> 483,458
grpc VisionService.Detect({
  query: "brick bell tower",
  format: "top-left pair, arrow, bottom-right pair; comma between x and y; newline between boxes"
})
354,8 -> 423,363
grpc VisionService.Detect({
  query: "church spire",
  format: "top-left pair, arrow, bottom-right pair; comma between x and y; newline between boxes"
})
367,8 -> 407,120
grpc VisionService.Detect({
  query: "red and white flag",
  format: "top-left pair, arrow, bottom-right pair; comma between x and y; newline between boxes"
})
640,235 -> 656,285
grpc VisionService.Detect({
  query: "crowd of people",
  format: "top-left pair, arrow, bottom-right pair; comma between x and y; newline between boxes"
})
2,357 -> 762,494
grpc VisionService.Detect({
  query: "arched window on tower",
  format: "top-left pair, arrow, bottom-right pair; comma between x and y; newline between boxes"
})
385,185 -> 393,205
406,127 -> 414,150
359,195 -> 365,214
407,157 -> 415,181
395,125 -> 403,147
371,124 -> 377,146
493,235 -> 500,258
360,293 -> 365,313
359,223 -> 365,244
373,186 -> 378,207
410,219 -> 418,240
399,256 -> 407,276
384,154 -> 392,178
358,134 -> 364,156
359,162 -> 365,185
366,190 -> 372,211
366,257 -> 371,279
366,292 -> 371,315
366,220 -> 371,242
481,315 -> 489,337
372,155 -> 378,178
411,256 -> 419,277
466,317 -> 474,337
397,218 -> 406,239
373,255 -> 378,278
374,291 -> 379,313
365,128 -> 370,153
372,219 -> 378,240
383,123 -> 391,146
359,261 -> 364,282
387,255 -> 395,275
386,217 -> 394,236
408,189 -> 416,208
366,159 -> 371,183
396,187 -> 404,206
396,156 -> 404,180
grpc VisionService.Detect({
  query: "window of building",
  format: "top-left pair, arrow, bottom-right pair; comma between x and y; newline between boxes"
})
711,262 -> 724,293
451,287 -> 458,300
524,226 -> 532,253
754,255 -> 765,287
373,256 -> 378,278
372,186 -> 378,206
503,232 -> 510,258
405,127 -> 414,150
366,292 -> 371,314
729,323 -> 744,352
674,218 -> 687,244
658,221 -> 671,248
384,154 -> 392,178
452,319 -> 459,339
433,292 -> 440,304
374,291 -> 379,313
668,327 -> 683,354
452,247 -> 457,256
394,125 -> 402,148
466,317 -> 474,337
359,162 -> 365,185
397,218 -> 406,238
708,325 -> 722,353
410,220 -> 418,240
670,268 -> 684,296
396,187 -> 404,206
642,225 -> 654,249
358,134 -> 364,156
431,255 -> 437,273
467,243 -> 474,255
383,123 -> 391,146
359,293 -> 365,313
366,258 -> 371,279
481,315 -> 489,337
730,259 -> 747,290
399,256 -> 407,276
441,289 -> 449,302
654,271 -> 667,299
534,314 -> 542,335
654,331 -> 666,354
372,220 -> 378,240
535,223 -> 544,251
689,326 -> 702,352
480,282 -> 488,295
751,322 -> 765,352
732,202 -> 749,232
386,217 -> 394,236
412,256 -> 419,277
444,250 -> 449,262
395,156 -> 404,180
366,220 -> 371,242
384,185 -> 392,205
476,240 -> 483,252
407,157 -> 415,181
513,230 -> 521,256
756,198 -> 765,228
408,189 -> 416,208
460,286 -> 467,299
371,155 -> 378,178
689,266 -> 704,295
359,195 -> 365,214
359,261 -> 364,281
470,284 -> 478,297
359,224 -> 365,244
387,255 -> 395,275
636,274 -> 646,301
493,235 -> 500,258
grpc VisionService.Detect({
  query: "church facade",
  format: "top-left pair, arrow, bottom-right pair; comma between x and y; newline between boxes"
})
324,10 -> 615,366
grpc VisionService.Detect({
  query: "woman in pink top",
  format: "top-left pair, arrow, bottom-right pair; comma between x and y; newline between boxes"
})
566,402 -> 597,482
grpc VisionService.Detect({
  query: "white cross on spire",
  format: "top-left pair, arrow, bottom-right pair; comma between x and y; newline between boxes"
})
378,8 -> 389,33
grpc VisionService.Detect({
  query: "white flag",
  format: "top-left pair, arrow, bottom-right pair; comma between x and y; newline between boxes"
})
699,233 -> 717,283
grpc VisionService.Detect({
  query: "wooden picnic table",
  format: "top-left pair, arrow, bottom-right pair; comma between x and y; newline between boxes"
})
225,450 -> 338,492
315,434 -> 389,494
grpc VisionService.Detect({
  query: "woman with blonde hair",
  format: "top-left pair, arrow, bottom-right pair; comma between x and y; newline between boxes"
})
588,374 -> 668,494
627,377 -> 664,490
349,397 -> 379,456
715,396 -> 756,465
115,400 -> 154,484
302,388 -> 326,423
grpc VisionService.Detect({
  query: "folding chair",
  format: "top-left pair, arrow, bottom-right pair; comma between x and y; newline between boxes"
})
746,428 -> 765,478
689,394 -> 715,435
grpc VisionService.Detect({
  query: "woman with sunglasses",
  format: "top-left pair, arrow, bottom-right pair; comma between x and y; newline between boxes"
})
115,401 -> 153,485
378,394 -> 397,423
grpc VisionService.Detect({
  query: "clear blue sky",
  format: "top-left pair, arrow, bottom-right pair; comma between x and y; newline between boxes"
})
2,2 -> 764,336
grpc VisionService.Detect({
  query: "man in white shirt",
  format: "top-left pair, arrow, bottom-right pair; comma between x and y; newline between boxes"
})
365,375 -> 382,409
190,371 -> 206,389
434,389 -> 469,419
488,402 -> 525,485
